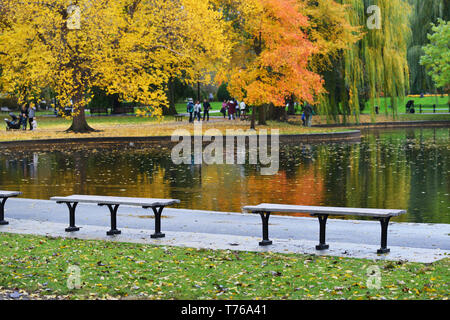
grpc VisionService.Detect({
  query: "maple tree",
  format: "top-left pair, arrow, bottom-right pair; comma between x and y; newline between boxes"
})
0,0 -> 229,132
213,0 -> 325,128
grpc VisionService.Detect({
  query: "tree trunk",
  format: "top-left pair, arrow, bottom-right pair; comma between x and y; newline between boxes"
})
258,104 -> 267,126
164,77 -> 178,115
66,91 -> 96,133
250,105 -> 256,130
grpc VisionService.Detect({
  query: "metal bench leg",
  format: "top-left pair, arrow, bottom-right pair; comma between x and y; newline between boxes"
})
0,198 -> 9,225
150,206 -> 165,239
377,217 -> 391,254
258,212 -> 273,246
63,202 -> 80,232
100,204 -> 121,236
316,214 -> 329,250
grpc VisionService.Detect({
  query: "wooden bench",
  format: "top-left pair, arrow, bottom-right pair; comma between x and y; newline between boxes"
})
51,195 -> 180,238
242,204 -> 406,254
0,191 -> 22,225
174,114 -> 184,122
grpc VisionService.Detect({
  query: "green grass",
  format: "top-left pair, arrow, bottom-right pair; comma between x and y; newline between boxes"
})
363,96 -> 449,114
0,232 -> 448,300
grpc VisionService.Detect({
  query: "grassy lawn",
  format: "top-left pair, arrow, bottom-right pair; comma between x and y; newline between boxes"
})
363,96 -> 449,114
0,232 -> 448,300
0,113 -> 351,143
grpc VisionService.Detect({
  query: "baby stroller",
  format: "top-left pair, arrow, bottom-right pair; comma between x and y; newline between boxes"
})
4,113 -> 21,130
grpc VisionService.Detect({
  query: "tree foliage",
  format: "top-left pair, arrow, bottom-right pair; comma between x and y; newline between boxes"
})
214,0 -> 324,108
420,19 -> 450,93
0,0 -> 230,132
408,0 -> 449,94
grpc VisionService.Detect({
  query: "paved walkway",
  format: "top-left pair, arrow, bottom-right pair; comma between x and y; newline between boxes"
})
2,198 -> 449,263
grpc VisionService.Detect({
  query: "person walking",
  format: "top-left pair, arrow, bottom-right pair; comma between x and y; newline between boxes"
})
187,98 -> 194,123
240,100 -> 246,117
220,100 -> 227,118
194,100 -> 202,121
202,99 -> 211,121
228,99 -> 236,120
304,103 -> 314,127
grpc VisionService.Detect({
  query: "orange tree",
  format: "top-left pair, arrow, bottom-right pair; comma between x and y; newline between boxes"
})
213,0 -> 325,128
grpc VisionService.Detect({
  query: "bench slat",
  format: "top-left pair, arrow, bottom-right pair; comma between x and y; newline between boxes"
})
50,195 -> 180,207
243,203 -> 405,217
0,191 -> 22,198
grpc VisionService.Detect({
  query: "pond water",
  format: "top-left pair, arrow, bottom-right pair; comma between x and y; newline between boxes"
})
0,127 -> 448,223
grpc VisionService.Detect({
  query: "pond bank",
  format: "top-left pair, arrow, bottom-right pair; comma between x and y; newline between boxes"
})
0,130 -> 362,150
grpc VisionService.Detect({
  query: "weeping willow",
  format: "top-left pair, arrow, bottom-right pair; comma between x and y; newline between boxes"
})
408,0 -> 449,94
320,0 -> 411,123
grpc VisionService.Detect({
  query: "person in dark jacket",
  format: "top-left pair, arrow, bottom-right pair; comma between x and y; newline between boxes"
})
187,98 -> 194,123
19,104 -> 28,130
203,99 -> 211,121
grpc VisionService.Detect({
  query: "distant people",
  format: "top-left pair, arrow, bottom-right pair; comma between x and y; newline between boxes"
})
240,101 -> 246,117
375,105 -> 379,114
28,103 -> 36,130
194,100 -> 202,121
304,103 -> 313,127
209,93 -> 214,102
301,111 -> 306,126
227,99 -> 237,120
220,100 -> 227,118
19,104 -> 28,130
203,99 -> 211,121
187,98 -> 194,123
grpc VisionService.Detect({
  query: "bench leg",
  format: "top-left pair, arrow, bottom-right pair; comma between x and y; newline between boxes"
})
258,212 -> 273,246
100,204 -> 121,236
377,217 -> 391,254
0,198 -> 9,225
63,202 -> 80,232
315,214 -> 329,250
150,206 -> 165,239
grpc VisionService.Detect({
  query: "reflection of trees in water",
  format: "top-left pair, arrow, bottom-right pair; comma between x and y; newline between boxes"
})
0,129 -> 448,223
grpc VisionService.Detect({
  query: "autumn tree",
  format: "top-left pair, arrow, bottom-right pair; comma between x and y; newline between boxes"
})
0,0 -> 229,132
213,0 -> 324,128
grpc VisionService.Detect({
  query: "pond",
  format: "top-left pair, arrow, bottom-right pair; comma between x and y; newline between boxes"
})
0,127 -> 448,223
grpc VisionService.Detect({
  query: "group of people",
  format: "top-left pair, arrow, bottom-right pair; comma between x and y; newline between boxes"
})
220,99 -> 246,120
185,97 -> 315,126
186,98 -> 212,123
186,97 -> 247,123
19,103 -> 37,130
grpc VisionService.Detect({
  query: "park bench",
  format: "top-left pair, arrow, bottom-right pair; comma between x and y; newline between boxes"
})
174,114 -> 184,122
242,204 -> 406,254
51,195 -> 180,238
0,191 -> 22,225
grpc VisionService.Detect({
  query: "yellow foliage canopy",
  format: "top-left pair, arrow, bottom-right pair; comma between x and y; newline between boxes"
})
0,0 -> 230,130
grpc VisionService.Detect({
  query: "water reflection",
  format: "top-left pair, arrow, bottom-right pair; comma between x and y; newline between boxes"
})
0,127 -> 448,223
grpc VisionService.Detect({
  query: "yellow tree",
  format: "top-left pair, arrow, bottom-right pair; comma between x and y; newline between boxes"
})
0,0 -> 229,132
